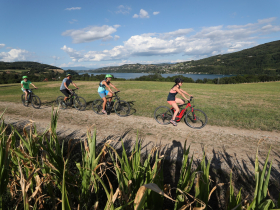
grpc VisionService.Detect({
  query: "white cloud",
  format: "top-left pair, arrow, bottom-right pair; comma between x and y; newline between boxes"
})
61,18 -> 280,62
0,44 -> 5,49
69,19 -> 78,24
133,9 -> 149,18
116,5 -> 131,14
153,11 -> 160,15
65,7 -> 81,11
52,56 -> 60,60
114,35 -> 120,40
62,25 -> 119,43
0,49 -> 30,62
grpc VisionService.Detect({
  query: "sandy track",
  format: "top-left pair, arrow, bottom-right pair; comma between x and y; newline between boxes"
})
0,101 -> 279,181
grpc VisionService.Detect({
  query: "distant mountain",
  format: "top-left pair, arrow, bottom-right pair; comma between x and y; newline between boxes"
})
83,40 -> 280,75
62,66 -> 96,71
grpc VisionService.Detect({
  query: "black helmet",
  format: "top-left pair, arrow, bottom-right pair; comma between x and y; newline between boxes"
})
175,78 -> 183,84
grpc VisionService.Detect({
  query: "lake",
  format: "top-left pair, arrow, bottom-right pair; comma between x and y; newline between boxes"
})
78,72 -> 233,80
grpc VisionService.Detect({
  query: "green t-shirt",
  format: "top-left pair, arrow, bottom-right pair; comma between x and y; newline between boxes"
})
21,80 -> 32,90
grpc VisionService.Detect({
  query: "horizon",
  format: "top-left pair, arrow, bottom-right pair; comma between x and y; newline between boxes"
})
1,0 -> 280,69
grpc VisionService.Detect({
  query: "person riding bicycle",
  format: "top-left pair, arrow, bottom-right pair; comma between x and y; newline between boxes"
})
60,73 -> 79,103
167,78 -> 192,126
98,74 -> 120,114
21,76 -> 38,104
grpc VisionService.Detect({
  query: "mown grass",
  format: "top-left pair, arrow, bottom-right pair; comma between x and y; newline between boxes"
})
0,81 -> 280,131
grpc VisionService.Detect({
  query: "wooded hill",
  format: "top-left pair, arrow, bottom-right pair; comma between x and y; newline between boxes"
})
0,61 -> 63,73
87,40 -> 280,75
0,61 -> 64,84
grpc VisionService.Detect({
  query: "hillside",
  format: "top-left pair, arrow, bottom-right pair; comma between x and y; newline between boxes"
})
86,40 -> 280,75
0,61 -> 63,73
0,61 -> 64,84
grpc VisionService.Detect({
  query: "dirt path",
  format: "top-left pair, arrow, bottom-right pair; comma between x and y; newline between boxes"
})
1,101 -> 279,181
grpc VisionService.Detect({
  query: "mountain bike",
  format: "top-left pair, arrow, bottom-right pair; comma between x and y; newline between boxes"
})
154,97 -> 207,129
21,89 -> 41,109
92,91 -> 130,117
56,89 -> 86,111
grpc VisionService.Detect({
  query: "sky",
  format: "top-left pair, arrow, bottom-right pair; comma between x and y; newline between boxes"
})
1,0 -> 280,69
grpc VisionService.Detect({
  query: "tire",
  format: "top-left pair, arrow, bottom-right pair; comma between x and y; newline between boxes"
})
92,99 -> 104,115
21,94 -> 28,107
114,100 -> 130,117
154,106 -> 173,125
31,95 -> 41,109
184,109 -> 208,129
74,96 -> 87,111
56,96 -> 67,109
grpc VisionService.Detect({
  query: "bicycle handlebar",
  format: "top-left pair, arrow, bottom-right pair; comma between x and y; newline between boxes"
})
70,88 -> 79,91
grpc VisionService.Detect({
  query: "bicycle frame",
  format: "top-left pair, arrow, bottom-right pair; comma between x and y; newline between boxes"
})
66,89 -> 78,105
105,92 -> 120,104
171,98 -> 196,122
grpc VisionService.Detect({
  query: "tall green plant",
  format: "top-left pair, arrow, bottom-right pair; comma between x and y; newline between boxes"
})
76,130 -> 106,209
0,110 -> 14,210
246,146 -> 275,210
107,135 -> 164,209
174,141 -> 196,210
225,171 -> 242,210
195,151 -> 211,209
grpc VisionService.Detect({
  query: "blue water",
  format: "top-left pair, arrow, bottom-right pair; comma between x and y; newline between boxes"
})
78,72 -> 233,80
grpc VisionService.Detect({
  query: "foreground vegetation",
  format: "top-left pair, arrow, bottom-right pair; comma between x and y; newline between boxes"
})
0,109 -> 279,209
0,81 -> 280,131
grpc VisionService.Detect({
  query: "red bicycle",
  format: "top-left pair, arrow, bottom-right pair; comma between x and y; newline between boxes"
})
154,97 -> 208,129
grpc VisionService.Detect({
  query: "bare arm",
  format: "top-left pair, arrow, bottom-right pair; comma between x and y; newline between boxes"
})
180,88 -> 192,97
174,86 -> 189,101
109,83 -> 120,92
31,83 -> 37,89
72,82 -> 79,89
21,83 -> 24,89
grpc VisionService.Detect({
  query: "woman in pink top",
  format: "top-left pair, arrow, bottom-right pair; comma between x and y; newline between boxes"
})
167,78 -> 192,126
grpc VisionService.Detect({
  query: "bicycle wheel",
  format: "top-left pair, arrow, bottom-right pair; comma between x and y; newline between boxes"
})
21,94 -> 28,107
92,99 -> 104,115
56,96 -> 67,109
114,100 -> 130,117
184,109 -> 208,129
74,96 -> 87,111
154,106 -> 173,125
31,95 -> 41,109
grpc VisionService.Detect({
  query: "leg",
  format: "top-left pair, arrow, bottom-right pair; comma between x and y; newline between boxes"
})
25,91 -> 28,101
107,92 -> 113,103
175,98 -> 185,105
171,103 -> 180,120
102,97 -> 107,111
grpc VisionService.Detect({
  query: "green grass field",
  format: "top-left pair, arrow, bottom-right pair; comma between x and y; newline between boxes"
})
1,81 -> 280,131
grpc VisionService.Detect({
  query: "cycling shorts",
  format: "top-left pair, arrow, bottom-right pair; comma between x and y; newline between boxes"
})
22,89 -> 31,93
98,90 -> 109,98
60,89 -> 72,97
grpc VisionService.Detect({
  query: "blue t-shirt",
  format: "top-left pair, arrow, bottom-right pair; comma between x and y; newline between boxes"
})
60,78 -> 72,90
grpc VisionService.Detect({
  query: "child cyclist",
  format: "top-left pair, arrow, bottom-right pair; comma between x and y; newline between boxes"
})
21,76 -> 38,104
98,74 -> 120,114
167,78 -> 192,126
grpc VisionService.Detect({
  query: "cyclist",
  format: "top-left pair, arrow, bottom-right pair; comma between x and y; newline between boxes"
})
21,76 -> 38,104
167,78 -> 192,126
98,74 -> 120,114
60,74 -> 79,103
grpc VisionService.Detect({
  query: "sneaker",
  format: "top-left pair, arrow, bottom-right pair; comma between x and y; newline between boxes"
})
102,110 -> 107,114
25,100 -> 28,104
170,120 -> 177,126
